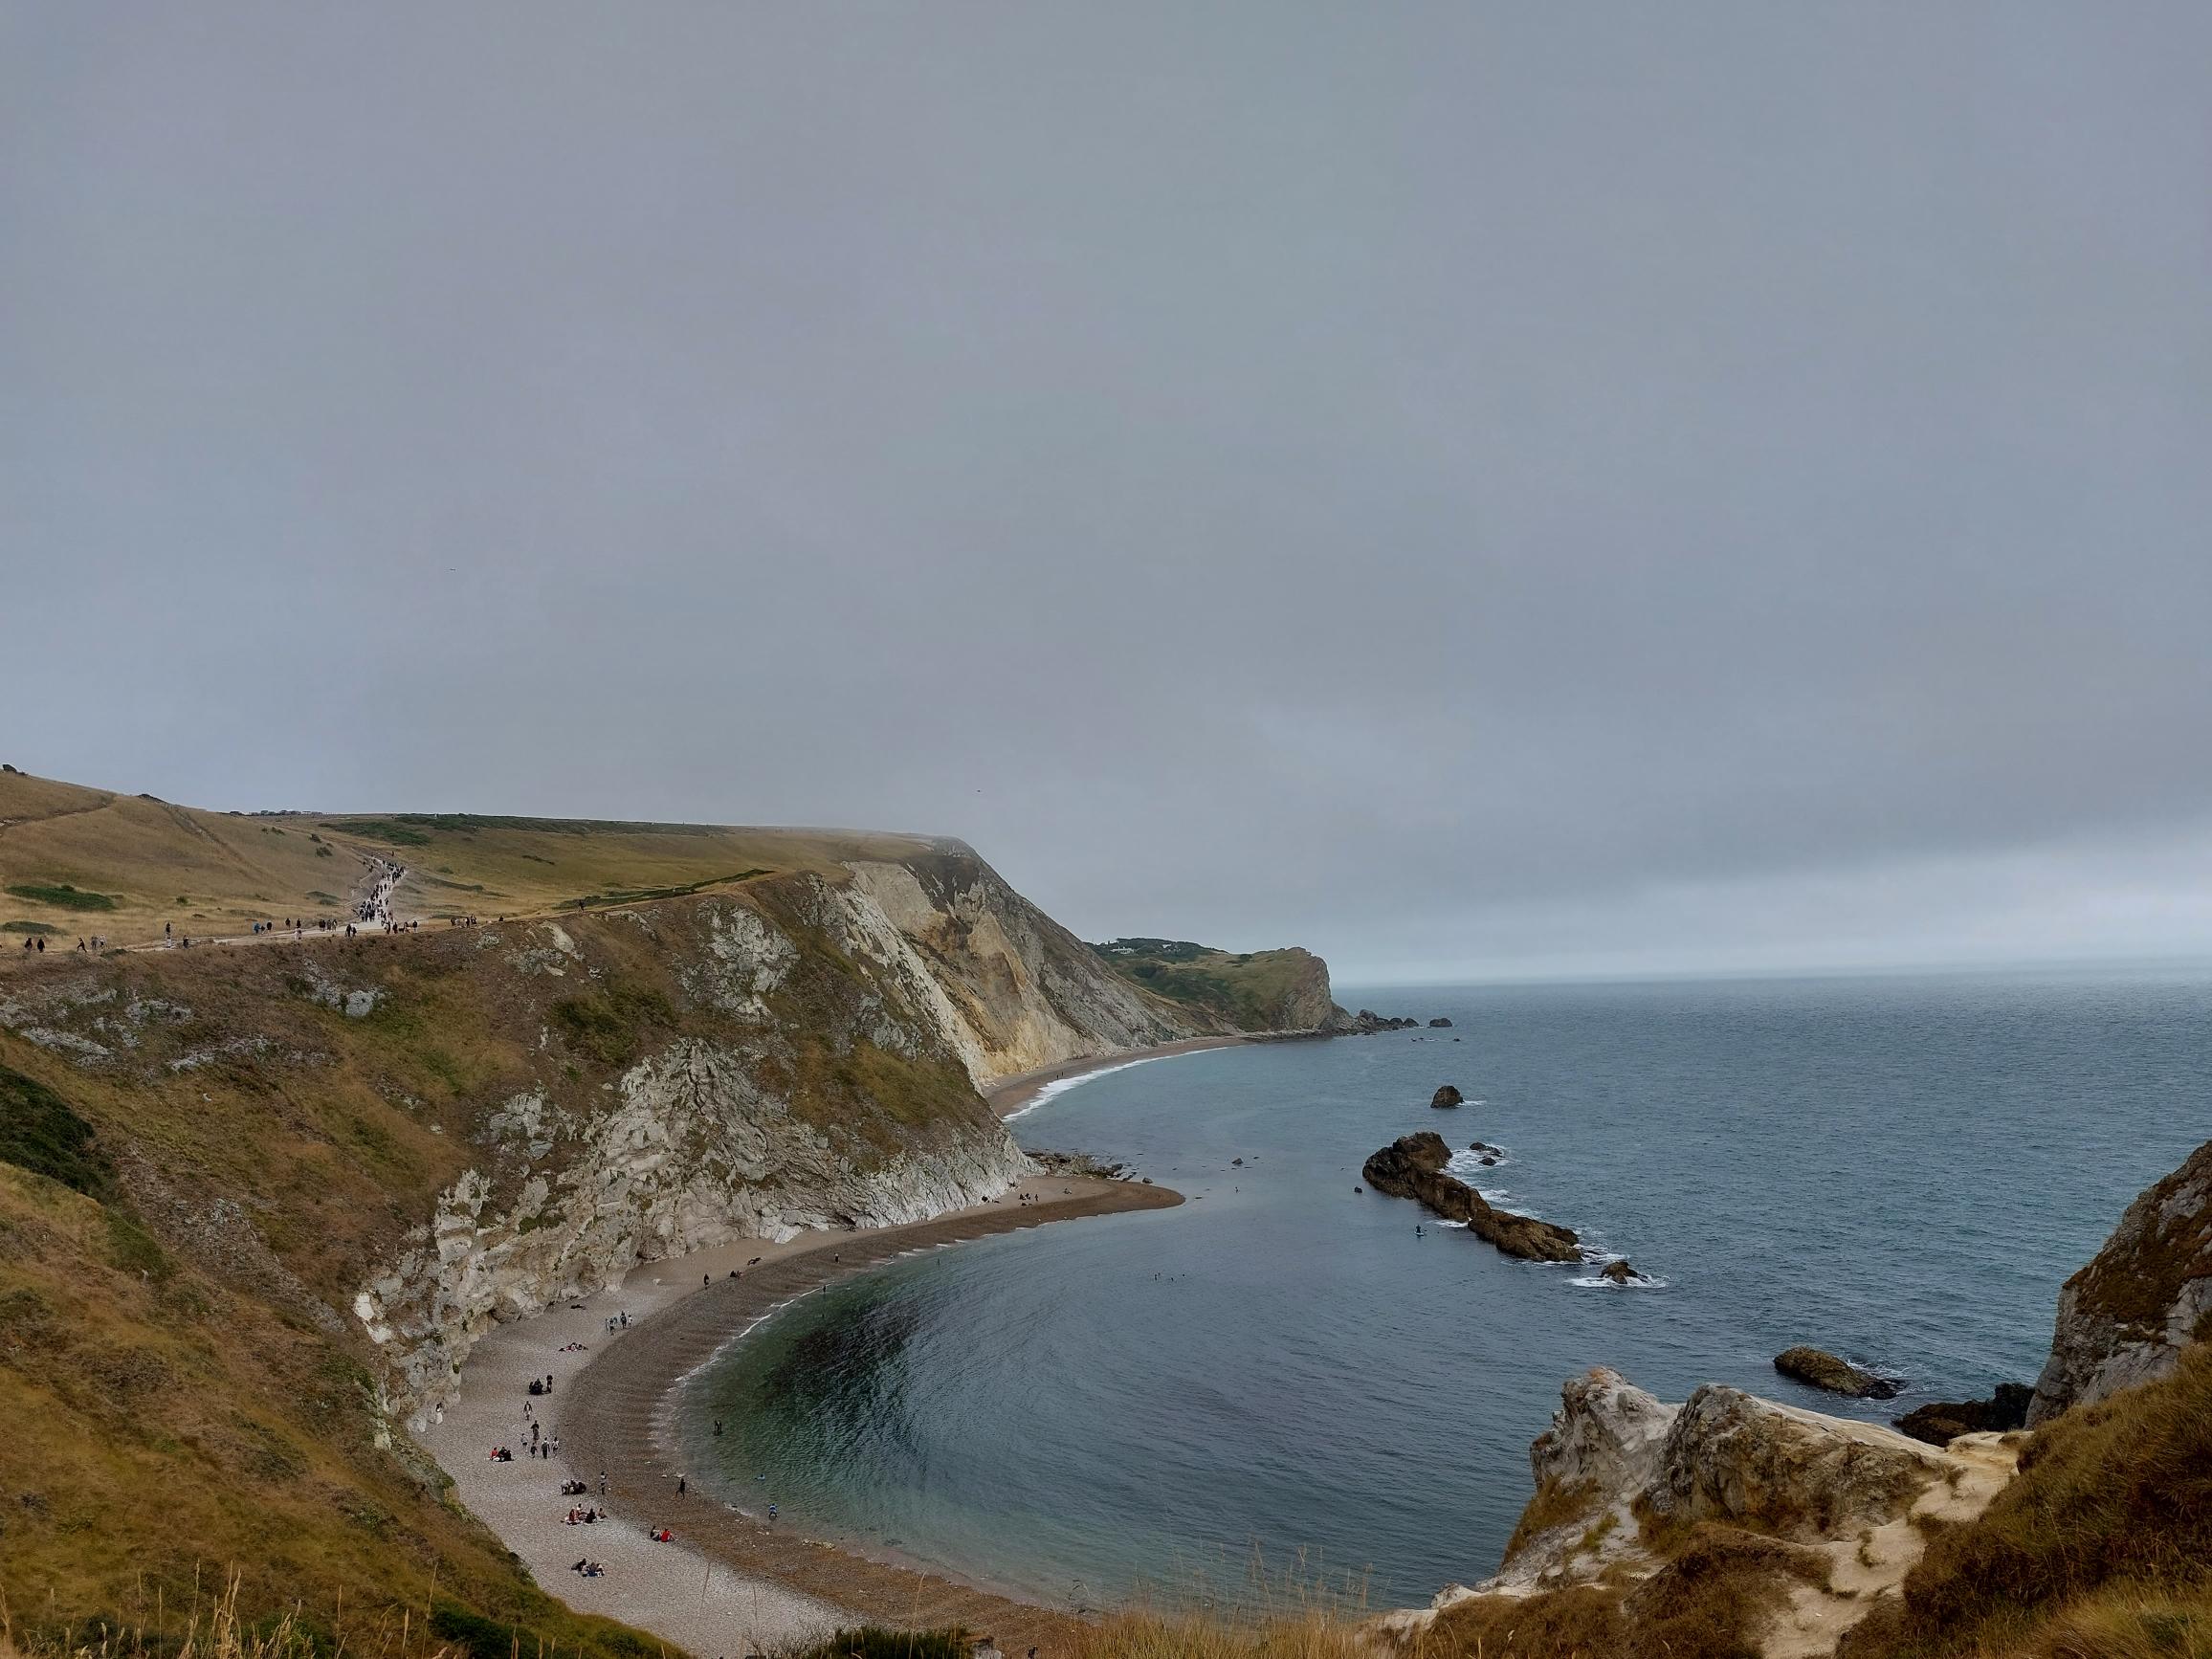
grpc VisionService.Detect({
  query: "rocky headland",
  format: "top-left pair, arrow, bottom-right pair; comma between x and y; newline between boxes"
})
1360,1130 -> 1582,1262
1375,1135 -> 2212,1659
2027,1135 -> 2212,1423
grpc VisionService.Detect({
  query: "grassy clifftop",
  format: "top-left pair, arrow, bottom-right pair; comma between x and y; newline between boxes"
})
1090,938 -> 1341,1032
0,767 -> 931,945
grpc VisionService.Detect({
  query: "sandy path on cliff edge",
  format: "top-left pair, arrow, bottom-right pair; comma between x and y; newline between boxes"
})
420,1169 -> 1181,1658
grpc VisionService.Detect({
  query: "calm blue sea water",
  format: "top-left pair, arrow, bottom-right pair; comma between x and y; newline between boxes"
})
680,971 -> 2212,1610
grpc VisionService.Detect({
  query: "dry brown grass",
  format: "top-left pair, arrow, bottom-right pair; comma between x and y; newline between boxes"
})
1500,1478 -> 1598,1562
0,1166 -> 659,1659
1,1575 -> 469,1659
1415,1523 -> 1817,1659
1841,1342 -> 2212,1658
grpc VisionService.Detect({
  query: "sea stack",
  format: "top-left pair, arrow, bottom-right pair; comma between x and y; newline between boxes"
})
1431,1084 -> 1464,1108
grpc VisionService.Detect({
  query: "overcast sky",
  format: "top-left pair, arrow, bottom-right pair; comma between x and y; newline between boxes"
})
6,5 -> 2209,982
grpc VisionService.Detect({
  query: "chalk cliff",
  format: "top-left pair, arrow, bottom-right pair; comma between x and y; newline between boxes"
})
1,837 -> 1317,1428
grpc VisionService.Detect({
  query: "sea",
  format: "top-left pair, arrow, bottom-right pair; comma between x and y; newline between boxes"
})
678,969 -> 2212,1611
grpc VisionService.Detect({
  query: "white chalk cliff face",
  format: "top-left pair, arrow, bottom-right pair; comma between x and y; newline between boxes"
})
353,851 -> 1209,1426
831,849 -> 1203,1080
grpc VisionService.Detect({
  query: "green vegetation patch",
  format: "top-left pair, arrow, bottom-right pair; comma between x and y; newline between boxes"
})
550,984 -> 675,1067
0,1063 -> 116,1200
395,810 -> 722,837
4,919 -> 61,935
103,1209 -> 173,1282
569,869 -> 769,907
1092,937 -> 1316,1030
786,1630 -> 974,1659
424,875 -> 494,893
320,819 -> 431,847
6,881 -> 119,911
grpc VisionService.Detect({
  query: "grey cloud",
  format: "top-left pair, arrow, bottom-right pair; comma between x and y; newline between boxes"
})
6,3 -> 2209,980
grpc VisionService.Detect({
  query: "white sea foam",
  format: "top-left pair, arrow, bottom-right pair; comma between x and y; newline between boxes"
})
1003,1051 -> 1188,1118
1446,1148 -> 1511,1178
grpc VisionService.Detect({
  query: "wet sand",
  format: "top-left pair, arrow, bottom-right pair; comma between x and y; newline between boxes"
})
424,1171 -> 1182,1657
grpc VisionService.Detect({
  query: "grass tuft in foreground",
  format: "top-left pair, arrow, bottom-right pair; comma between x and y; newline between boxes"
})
2,1577 -> 455,1659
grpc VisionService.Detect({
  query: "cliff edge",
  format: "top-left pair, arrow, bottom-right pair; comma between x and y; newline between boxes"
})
2027,1136 -> 2212,1424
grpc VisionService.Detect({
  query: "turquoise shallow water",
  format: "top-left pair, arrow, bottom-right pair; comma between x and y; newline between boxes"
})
680,970 -> 2212,1609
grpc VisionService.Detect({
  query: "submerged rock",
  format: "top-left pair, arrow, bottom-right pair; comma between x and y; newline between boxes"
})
2028,1137 -> 2212,1425
1359,1132 -> 1580,1262
1430,1084 -> 1464,1109
1775,1345 -> 1901,1399
1893,1382 -> 2031,1447
1600,1259 -> 1647,1285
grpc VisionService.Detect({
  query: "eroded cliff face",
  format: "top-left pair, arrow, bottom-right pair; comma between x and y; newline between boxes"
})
834,849 -> 1203,1078
1381,1367 -> 2019,1656
353,852 -> 1215,1423
2028,1137 -> 2212,1425
0,845 -> 1219,1427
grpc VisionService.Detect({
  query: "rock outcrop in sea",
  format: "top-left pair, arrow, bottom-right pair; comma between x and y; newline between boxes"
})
1331,1007 -> 1422,1033
2027,1136 -> 2212,1424
1360,1131 -> 1580,1261
1429,1084 -> 1464,1108
1775,1344 -> 1901,1400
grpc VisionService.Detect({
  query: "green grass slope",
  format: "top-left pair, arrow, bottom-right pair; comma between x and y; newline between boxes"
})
1090,938 -> 1339,1032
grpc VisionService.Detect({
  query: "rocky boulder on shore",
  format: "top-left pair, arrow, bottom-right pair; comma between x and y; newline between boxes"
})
1893,1382 -> 2031,1447
2028,1136 -> 2212,1425
1360,1132 -> 1580,1262
1440,1364 -> 1979,1602
1429,1084 -> 1463,1108
1775,1344 -> 1901,1400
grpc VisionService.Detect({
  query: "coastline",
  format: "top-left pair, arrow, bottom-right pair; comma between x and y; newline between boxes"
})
421,1168 -> 1183,1658
984,1034 -> 1252,1117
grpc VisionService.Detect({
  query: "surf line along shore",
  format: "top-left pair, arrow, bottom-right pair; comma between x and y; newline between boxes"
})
422,1046 -> 1206,1658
